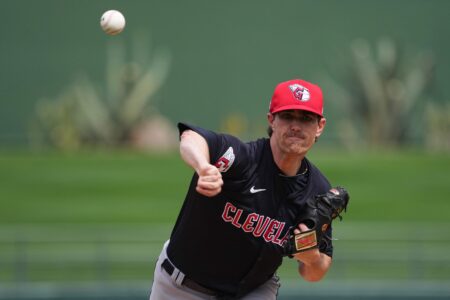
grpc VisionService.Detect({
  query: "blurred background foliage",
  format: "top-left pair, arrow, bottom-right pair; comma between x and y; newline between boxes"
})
1,0 -> 449,300
0,0 -> 449,151
326,38 -> 438,148
30,34 -> 176,151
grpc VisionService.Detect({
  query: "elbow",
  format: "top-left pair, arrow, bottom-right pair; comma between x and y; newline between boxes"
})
179,130 -> 197,153
298,255 -> 332,282
300,272 -> 326,282
180,129 -> 194,139
180,130 -> 194,145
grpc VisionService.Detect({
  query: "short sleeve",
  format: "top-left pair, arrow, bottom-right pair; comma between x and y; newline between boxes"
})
178,123 -> 251,179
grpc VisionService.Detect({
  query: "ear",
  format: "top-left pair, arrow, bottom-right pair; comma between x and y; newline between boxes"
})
315,117 -> 326,138
267,113 -> 275,126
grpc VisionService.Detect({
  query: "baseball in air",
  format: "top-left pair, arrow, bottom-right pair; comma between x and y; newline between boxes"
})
100,10 -> 126,35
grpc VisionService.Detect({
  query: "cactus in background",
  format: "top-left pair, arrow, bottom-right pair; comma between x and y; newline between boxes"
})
30,33 -> 176,151
425,102 -> 450,151
326,38 -> 436,148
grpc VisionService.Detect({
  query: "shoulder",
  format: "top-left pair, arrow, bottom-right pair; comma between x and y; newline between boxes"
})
178,122 -> 264,176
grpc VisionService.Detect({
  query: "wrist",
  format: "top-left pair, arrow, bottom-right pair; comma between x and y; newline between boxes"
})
196,162 -> 213,174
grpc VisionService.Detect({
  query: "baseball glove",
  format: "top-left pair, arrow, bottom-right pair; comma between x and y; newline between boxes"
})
283,186 -> 349,256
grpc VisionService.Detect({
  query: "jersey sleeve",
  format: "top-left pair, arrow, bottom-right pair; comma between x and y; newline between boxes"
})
178,122 -> 250,179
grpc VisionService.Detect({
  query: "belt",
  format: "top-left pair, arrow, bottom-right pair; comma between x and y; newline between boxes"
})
161,258 -> 218,296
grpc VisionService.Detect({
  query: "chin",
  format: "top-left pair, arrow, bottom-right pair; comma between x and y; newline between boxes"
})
292,148 -> 307,156
284,144 -> 307,155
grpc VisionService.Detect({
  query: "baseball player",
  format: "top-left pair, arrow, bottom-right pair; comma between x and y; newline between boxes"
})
149,79 -> 348,299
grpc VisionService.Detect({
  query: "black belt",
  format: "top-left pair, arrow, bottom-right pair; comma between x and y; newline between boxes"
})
161,258 -> 218,296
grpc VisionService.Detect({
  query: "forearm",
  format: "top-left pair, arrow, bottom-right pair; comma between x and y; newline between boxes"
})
179,130 -> 210,172
298,253 -> 332,282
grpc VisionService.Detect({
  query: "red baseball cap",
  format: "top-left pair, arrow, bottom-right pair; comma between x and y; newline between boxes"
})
269,79 -> 324,117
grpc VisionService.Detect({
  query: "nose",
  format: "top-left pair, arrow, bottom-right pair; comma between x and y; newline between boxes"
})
290,119 -> 303,132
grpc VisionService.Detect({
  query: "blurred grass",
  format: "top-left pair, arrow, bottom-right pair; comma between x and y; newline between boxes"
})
0,149 -> 449,223
0,149 -> 449,286
308,149 -> 450,222
0,150 -> 191,224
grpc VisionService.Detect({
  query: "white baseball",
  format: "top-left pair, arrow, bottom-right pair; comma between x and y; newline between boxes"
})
100,10 -> 126,35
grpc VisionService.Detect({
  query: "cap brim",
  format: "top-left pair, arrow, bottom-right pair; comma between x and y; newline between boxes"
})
270,104 -> 323,117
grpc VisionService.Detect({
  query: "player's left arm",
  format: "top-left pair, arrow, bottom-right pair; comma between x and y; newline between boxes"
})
294,224 -> 332,282
288,186 -> 348,281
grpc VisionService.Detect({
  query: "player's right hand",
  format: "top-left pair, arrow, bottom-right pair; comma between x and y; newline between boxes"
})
196,164 -> 223,197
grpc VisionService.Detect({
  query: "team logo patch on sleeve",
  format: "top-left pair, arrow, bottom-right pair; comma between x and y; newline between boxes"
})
215,147 -> 235,173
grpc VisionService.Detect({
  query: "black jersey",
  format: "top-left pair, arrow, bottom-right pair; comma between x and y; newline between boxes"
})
167,123 -> 332,298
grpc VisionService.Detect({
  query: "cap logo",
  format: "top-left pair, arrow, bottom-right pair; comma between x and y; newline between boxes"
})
289,84 -> 310,102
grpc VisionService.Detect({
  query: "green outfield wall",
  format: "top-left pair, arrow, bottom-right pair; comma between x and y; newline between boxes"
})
1,0 -> 449,145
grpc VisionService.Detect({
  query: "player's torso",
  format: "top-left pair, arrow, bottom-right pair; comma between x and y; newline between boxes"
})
219,139 -> 309,252
168,137 -> 315,295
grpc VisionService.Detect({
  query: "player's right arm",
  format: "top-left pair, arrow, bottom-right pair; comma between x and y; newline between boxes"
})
180,130 -> 223,197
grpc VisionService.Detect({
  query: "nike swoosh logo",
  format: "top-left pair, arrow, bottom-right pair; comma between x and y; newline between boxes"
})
250,186 -> 266,193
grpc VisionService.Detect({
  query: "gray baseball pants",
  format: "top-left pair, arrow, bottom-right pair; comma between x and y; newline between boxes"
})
149,240 -> 280,300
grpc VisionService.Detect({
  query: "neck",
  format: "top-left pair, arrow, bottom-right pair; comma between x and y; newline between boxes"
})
270,138 -> 305,176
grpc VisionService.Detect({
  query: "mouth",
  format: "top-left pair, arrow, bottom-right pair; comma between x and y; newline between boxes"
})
286,134 -> 304,140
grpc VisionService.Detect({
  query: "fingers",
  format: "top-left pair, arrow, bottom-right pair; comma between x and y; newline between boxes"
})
196,185 -> 222,197
294,223 -> 310,234
196,164 -> 223,197
298,223 -> 310,232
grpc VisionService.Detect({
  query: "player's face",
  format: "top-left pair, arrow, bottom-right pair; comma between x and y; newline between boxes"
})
268,110 -> 326,156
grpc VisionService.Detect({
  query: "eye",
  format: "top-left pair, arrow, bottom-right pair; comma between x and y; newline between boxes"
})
300,115 -> 314,123
278,113 -> 294,120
